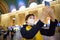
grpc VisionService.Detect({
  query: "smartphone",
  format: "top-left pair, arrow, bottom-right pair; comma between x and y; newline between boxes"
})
44,1 -> 50,6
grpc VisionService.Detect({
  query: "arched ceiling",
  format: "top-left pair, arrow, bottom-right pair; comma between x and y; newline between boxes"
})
0,0 -> 9,14
3,0 -> 43,10
0,0 -> 55,14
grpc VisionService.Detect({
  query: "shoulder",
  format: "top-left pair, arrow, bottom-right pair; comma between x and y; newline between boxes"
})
21,24 -> 27,28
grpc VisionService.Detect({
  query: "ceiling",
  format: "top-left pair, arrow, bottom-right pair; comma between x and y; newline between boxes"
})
0,0 -> 55,13
3,0 -> 43,9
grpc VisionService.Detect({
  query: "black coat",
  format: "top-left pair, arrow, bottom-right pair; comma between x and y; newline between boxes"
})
20,19 -> 58,39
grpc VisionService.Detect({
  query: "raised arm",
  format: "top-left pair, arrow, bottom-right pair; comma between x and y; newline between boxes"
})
39,19 -> 58,36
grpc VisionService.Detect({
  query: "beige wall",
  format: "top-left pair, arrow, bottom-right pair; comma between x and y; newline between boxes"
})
54,4 -> 60,21
1,14 -> 10,29
1,1 -> 60,28
56,0 -> 60,3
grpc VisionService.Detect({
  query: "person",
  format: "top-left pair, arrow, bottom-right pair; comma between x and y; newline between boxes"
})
13,25 -> 22,40
3,30 -> 8,40
8,22 -> 22,40
8,25 -> 16,40
20,14 -> 58,40
0,26 -> 2,36
0,28 -> 2,40
10,26 -> 15,40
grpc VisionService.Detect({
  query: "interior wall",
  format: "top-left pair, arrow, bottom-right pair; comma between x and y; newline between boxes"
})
15,13 -> 25,26
1,14 -> 10,29
54,4 -> 60,21
1,1 -> 60,28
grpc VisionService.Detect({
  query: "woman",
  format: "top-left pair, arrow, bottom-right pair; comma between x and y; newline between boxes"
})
20,14 -> 58,40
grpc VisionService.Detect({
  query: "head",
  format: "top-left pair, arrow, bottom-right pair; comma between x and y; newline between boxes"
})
25,14 -> 35,25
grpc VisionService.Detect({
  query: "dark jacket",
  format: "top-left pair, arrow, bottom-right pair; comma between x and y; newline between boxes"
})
20,19 -> 58,39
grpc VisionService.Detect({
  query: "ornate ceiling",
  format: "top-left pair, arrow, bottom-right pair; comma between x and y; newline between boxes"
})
0,0 -> 55,14
0,0 -> 9,14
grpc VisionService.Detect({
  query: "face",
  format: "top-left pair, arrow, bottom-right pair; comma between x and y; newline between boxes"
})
27,16 -> 35,25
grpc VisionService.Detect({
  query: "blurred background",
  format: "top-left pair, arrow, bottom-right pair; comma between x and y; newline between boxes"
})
0,0 -> 60,40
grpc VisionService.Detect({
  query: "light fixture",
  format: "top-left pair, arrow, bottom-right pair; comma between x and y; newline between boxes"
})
11,8 -> 16,12
15,25 -> 19,27
18,1 -> 26,10
10,5 -> 16,12
19,6 -> 26,10
12,18 -> 16,20
29,2 -> 37,8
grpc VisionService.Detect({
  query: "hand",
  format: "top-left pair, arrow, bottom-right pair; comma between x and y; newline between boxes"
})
43,6 -> 56,21
48,7 -> 56,21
